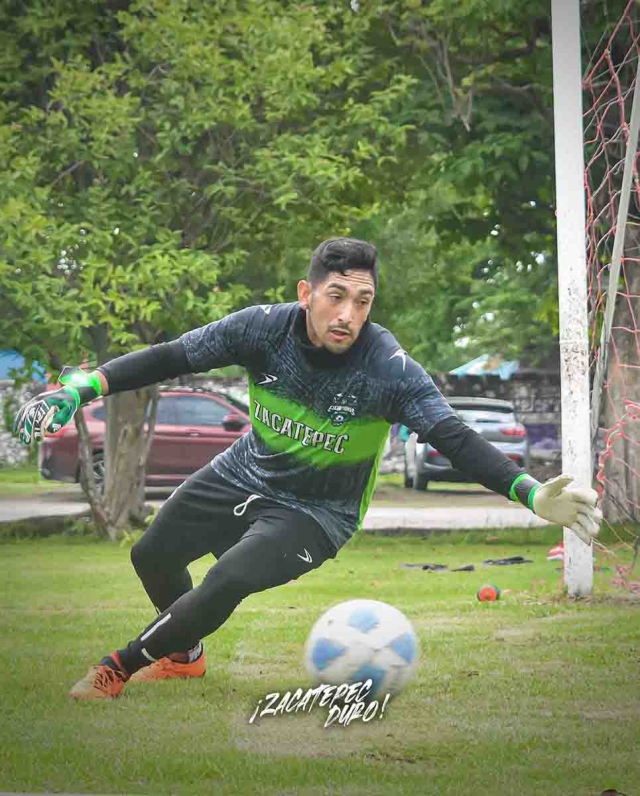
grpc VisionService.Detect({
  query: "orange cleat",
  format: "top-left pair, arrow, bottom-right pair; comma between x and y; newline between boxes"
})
129,652 -> 206,683
69,664 -> 128,700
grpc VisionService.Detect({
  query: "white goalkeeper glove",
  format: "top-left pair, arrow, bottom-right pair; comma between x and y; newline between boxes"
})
532,474 -> 602,545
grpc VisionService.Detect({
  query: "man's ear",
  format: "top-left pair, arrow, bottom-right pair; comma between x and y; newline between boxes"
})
297,279 -> 312,310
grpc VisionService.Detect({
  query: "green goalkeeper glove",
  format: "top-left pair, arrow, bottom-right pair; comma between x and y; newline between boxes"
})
532,474 -> 602,545
13,366 -> 103,446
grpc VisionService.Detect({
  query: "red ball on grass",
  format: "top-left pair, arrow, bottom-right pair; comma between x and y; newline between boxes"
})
477,584 -> 501,602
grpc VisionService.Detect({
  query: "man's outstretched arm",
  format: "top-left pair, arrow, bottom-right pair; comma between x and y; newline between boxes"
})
94,339 -> 190,395
13,303 -> 272,445
427,416 -> 601,545
13,339 -> 191,445
390,353 -> 601,546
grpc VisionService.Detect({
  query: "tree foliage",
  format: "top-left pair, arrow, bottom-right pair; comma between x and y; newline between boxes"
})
0,0 -> 417,535
0,0 -> 629,535
347,0 -> 560,370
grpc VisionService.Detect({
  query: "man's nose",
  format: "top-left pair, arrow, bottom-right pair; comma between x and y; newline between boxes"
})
336,301 -> 355,326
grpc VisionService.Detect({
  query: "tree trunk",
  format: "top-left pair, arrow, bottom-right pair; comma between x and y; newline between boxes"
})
75,409 -> 111,535
102,385 -> 159,538
70,324 -> 161,541
75,386 -> 159,541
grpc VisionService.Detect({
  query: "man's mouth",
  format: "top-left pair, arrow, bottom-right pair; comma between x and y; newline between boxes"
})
329,329 -> 350,341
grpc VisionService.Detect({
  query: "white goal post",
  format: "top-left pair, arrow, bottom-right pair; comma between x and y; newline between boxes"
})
551,0 -> 593,596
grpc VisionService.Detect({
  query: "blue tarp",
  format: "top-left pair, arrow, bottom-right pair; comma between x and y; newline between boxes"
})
449,354 -> 519,381
0,351 -> 47,382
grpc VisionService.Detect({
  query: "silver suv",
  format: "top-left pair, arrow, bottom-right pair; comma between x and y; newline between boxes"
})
403,396 -> 530,490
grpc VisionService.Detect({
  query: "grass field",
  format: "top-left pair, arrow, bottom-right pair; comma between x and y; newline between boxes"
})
0,531 -> 637,796
0,464 -> 69,495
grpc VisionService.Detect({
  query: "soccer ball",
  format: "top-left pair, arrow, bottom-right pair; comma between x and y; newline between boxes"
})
303,599 -> 419,699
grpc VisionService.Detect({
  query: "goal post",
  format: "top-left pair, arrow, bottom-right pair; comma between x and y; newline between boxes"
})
551,0 -> 593,596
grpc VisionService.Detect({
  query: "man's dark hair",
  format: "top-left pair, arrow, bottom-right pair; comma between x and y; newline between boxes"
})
308,238 -> 378,288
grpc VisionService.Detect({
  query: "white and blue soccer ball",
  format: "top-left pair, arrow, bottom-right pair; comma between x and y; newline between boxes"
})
304,599 -> 419,699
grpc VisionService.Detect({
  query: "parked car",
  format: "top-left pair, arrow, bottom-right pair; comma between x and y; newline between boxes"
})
38,387 -> 251,490
403,396 -> 530,490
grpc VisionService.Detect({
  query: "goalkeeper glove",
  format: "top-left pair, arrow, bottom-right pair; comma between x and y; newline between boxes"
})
531,474 -> 602,545
13,366 -> 103,446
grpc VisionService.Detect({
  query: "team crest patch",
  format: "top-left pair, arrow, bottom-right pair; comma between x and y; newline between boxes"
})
327,393 -> 359,427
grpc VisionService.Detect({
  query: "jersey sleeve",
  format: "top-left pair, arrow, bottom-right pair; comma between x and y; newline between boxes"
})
390,354 -> 455,439
179,305 -> 271,373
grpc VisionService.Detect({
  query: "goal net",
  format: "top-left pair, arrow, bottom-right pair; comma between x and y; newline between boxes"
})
584,0 -> 640,543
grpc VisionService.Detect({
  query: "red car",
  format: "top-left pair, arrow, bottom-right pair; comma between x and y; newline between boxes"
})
38,387 -> 251,489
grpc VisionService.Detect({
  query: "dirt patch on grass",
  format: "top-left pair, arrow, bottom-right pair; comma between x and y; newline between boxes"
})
493,625 -> 543,643
575,701 -> 640,721
273,786 -> 412,796
230,708 -> 389,758
228,690 -> 451,762
413,616 -> 475,635
579,592 -> 640,605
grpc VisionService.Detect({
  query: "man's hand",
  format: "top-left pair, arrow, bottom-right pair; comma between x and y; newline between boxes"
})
532,474 -> 602,545
13,388 -> 80,445
13,367 -> 102,446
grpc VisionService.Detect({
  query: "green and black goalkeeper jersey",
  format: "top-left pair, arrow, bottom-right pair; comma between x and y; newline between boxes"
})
99,301 -> 533,550
179,303 -> 455,550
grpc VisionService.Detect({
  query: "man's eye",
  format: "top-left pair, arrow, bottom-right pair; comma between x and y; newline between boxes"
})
329,295 -> 341,300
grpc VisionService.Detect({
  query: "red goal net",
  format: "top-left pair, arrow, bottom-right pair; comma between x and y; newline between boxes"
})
584,0 -> 640,540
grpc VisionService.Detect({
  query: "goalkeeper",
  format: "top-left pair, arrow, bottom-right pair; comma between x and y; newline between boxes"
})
14,238 -> 602,701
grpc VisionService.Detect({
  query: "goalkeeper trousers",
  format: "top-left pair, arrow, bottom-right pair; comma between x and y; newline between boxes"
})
118,464 -> 336,674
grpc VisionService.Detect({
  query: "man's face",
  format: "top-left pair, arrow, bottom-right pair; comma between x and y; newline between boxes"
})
297,269 -> 375,354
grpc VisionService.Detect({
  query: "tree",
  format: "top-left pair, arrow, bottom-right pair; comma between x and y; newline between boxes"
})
350,0 -> 560,371
0,0 -> 417,538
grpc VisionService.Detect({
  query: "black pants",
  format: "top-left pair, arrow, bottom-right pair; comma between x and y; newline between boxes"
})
120,465 -> 336,672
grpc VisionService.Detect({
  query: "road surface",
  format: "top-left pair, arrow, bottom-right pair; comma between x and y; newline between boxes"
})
0,485 -> 550,531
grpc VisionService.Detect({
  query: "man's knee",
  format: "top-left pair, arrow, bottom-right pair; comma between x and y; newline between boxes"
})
130,536 -> 149,575
201,555 -> 260,601
130,533 -> 167,576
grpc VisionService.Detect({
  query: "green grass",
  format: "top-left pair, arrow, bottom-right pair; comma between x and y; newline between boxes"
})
0,533 -> 637,796
376,472 -> 489,492
0,464 -> 70,495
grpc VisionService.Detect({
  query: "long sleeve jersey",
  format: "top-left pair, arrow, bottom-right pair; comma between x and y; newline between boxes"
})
178,303 -> 527,550
100,302 -> 532,551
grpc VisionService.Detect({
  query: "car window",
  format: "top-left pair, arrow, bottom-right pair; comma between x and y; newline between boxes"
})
455,408 -> 515,424
154,397 -> 180,425
174,395 -> 230,426
90,404 -> 106,421
91,397 -> 180,424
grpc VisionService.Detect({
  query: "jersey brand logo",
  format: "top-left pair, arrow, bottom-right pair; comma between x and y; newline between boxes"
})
260,305 -> 272,315
258,374 -> 278,385
327,393 -> 358,427
297,549 -> 313,563
389,348 -> 407,371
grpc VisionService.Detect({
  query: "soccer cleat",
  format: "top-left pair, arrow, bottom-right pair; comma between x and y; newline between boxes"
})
69,664 -> 128,701
128,652 -> 206,683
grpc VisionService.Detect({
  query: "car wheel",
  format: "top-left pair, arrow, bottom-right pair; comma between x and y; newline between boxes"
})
80,451 -> 106,496
412,470 -> 429,491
